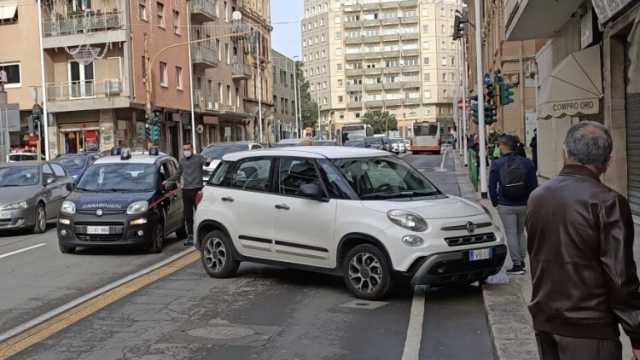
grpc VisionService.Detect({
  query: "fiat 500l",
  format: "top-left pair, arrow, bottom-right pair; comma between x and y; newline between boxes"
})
195,147 -> 506,299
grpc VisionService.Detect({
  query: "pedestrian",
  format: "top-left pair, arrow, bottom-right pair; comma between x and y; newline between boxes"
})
530,129 -> 538,170
513,135 -> 527,157
489,134 -> 537,274
527,121 -> 640,360
172,143 -> 206,247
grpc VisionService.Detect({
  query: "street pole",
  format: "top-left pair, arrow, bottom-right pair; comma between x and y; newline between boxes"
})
461,36 -> 469,167
256,33 -> 263,144
293,56 -> 300,139
474,0 -> 488,197
37,0 -> 49,160
316,87 -> 321,140
186,2 -> 197,151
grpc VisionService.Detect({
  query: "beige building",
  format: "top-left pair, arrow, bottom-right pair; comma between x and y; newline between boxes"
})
301,0 -> 460,138
271,49 -> 297,140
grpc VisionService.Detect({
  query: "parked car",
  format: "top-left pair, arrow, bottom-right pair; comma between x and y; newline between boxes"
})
390,138 -> 407,154
0,161 -> 74,233
404,139 -> 411,152
195,147 -> 506,299
53,153 -> 100,184
344,139 -> 366,148
201,142 -> 263,182
57,148 -> 186,254
7,152 -> 38,162
365,136 -> 392,152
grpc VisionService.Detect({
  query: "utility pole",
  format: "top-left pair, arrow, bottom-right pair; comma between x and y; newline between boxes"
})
186,2 -> 197,151
461,36 -> 469,167
256,33 -> 263,143
293,58 -> 300,138
144,33 -> 152,123
37,0 -> 49,160
474,0 -> 488,197
316,86 -> 321,140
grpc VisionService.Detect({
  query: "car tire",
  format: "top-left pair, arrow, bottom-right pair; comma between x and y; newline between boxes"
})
201,230 -> 239,278
58,240 -> 75,254
147,220 -> 164,254
343,244 -> 393,300
33,203 -> 46,234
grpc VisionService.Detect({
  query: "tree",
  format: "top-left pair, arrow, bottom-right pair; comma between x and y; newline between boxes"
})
362,111 -> 398,134
296,62 -> 318,130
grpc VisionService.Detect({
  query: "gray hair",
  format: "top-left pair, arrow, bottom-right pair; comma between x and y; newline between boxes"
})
564,121 -> 613,166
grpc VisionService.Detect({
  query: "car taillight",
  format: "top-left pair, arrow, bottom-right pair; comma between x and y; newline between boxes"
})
195,191 -> 203,207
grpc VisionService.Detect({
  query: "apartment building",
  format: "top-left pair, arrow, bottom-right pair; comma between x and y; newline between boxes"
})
271,50 -> 297,140
301,0 -> 460,138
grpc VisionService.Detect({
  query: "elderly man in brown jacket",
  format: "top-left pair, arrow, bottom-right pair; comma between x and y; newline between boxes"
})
527,121 -> 640,360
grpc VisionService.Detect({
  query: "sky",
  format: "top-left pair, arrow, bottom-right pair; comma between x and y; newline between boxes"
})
271,0 -> 304,59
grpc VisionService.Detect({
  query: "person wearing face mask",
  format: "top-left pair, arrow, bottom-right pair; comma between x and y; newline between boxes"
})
172,143 -> 205,246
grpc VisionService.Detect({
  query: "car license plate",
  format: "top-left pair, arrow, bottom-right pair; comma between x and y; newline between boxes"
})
86,226 -> 110,235
469,248 -> 492,261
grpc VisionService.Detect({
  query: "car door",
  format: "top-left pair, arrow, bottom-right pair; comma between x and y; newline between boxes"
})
271,156 -> 337,268
40,164 -> 59,218
214,157 -> 280,260
164,159 -> 183,233
48,163 -> 72,218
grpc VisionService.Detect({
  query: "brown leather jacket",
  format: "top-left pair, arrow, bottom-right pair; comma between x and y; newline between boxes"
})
527,165 -> 640,348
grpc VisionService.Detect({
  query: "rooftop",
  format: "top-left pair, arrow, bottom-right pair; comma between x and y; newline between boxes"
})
224,146 -> 391,160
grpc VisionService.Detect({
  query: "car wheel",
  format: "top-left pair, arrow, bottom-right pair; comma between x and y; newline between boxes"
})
343,244 -> 393,300
58,240 -> 75,254
33,204 -> 46,234
147,220 -> 164,254
201,230 -> 239,278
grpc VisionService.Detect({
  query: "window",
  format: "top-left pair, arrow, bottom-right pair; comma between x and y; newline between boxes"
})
42,164 -> 54,181
50,163 -> 66,177
338,95 -> 343,103
423,57 -> 429,65
138,0 -> 147,20
159,62 -> 168,87
278,158 -> 323,197
337,63 -> 342,71
172,10 -> 180,34
337,79 -> 343,87
175,66 -> 183,90
231,158 -> 272,192
0,63 -> 21,87
157,2 -> 165,28
335,31 -> 342,40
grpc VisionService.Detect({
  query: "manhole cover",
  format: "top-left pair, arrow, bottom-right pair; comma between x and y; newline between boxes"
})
340,300 -> 389,310
187,326 -> 256,340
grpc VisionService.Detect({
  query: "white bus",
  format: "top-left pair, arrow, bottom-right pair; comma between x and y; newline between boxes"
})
411,122 -> 441,154
337,124 -> 374,145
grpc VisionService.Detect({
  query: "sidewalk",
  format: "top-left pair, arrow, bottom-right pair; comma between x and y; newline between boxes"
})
453,153 -> 634,360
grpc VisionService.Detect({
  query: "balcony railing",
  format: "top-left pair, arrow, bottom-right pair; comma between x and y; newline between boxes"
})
43,11 -> 125,37
191,0 -> 217,22
232,63 -> 252,79
45,79 -> 123,101
191,44 -> 218,68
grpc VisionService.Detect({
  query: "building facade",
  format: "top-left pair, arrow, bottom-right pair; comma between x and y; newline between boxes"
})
271,50 -> 297,140
301,0 -> 460,138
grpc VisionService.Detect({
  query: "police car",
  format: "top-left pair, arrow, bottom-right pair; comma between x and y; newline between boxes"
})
57,148 -> 187,254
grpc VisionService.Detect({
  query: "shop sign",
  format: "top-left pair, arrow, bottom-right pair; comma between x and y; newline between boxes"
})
203,116 -> 219,125
541,98 -> 600,119
591,0 -> 635,26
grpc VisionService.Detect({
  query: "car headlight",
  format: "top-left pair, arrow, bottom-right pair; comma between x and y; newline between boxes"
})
387,210 -> 428,232
127,201 -> 149,215
1,201 -> 28,210
60,201 -> 76,215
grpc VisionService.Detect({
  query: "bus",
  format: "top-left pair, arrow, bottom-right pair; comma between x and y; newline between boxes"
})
411,122 -> 441,154
337,124 -> 374,145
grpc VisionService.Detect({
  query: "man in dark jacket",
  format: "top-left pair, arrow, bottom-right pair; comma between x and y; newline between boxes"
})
489,134 -> 537,274
527,121 -> 640,360
173,143 -> 205,246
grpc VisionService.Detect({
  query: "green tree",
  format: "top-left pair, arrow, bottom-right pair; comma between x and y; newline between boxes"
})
296,62 -> 318,130
362,111 -> 398,134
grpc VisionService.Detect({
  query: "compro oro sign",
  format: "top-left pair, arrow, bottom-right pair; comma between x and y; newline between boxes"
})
538,45 -> 603,120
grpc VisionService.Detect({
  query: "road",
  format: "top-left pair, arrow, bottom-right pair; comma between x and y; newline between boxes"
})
0,151 -> 496,360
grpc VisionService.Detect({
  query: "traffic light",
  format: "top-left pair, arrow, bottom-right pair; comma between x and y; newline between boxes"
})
500,83 -> 515,106
452,15 -> 465,40
150,125 -> 161,142
470,95 -> 478,123
485,103 -> 497,125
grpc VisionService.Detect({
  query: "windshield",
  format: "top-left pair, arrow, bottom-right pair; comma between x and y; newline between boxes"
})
414,124 -> 439,137
332,157 -> 440,200
0,166 -> 39,187
77,163 -> 156,192
54,157 -> 87,170
201,144 -> 248,159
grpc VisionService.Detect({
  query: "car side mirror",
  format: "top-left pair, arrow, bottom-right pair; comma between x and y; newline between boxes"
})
299,183 -> 327,202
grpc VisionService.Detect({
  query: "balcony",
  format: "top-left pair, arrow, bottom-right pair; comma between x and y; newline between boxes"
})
402,49 -> 420,57
504,0 -> 583,40
44,80 -> 129,112
365,83 -> 383,91
402,81 -> 421,89
364,67 -> 383,75
385,99 -> 404,107
42,11 -> 127,49
383,82 -> 403,90
345,68 -> 364,76
191,0 -> 217,23
384,66 -> 402,74
383,50 -> 401,58
346,101 -> 363,109
405,98 -> 421,105
232,63 -> 252,80
191,44 -> 218,68
381,18 -> 400,26
401,32 -> 419,41
401,16 -> 419,24
346,84 -> 362,92
402,65 -> 420,73
365,100 -> 384,108
399,0 -> 419,8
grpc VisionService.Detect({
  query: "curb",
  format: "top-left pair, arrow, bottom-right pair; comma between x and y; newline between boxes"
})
452,154 -> 540,360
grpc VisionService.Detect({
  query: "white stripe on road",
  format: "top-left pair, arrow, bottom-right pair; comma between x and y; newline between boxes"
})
401,285 -> 427,360
0,243 -> 46,260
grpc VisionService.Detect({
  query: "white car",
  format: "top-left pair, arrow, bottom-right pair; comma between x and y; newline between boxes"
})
194,147 -> 506,299
200,142 -> 262,182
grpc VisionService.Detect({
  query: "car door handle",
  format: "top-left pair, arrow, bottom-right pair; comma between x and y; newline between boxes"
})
221,197 -> 234,202
275,204 -> 290,210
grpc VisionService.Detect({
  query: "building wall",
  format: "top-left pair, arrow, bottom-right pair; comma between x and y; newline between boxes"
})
271,50 -> 297,138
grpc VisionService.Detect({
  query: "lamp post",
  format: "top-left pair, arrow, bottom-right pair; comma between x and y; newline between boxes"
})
474,0 -> 488,197
293,55 -> 301,139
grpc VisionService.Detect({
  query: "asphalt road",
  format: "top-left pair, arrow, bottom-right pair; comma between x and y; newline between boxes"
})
2,151 -> 496,360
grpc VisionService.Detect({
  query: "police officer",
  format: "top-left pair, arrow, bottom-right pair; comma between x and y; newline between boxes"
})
173,143 -> 205,246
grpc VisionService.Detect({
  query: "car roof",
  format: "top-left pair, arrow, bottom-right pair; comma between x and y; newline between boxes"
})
1,160 -> 47,167
223,146 -> 390,161
204,142 -> 254,148
94,155 -> 169,165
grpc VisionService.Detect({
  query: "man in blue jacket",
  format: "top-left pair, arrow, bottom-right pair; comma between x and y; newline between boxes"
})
489,134 -> 537,274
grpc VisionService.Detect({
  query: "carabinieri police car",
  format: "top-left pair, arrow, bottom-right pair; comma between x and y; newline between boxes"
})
57,148 -> 186,254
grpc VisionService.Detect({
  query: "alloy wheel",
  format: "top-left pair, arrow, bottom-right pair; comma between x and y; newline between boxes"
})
348,252 -> 384,294
203,237 -> 227,273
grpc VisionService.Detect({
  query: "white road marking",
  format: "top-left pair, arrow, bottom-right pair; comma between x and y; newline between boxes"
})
401,285 -> 427,360
0,243 -> 46,260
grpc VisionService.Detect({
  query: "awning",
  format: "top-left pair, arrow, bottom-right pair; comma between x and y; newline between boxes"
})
0,0 -> 17,20
538,45 -> 603,120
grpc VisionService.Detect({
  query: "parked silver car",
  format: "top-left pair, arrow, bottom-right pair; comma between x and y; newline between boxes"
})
0,161 -> 74,233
